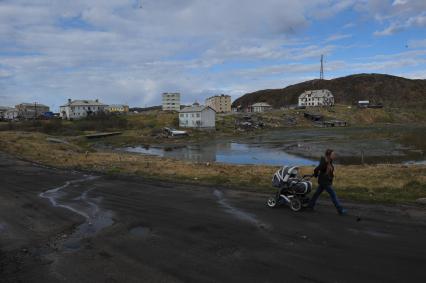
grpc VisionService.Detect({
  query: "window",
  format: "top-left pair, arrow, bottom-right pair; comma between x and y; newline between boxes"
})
196,113 -> 200,118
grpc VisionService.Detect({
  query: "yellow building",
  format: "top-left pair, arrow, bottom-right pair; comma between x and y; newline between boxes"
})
205,94 -> 231,113
106,104 -> 129,113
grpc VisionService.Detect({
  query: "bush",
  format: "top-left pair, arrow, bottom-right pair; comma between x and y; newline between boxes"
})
41,119 -> 63,133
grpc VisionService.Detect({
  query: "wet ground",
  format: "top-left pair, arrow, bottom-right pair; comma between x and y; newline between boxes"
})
1,152 -> 426,282
122,124 -> 426,166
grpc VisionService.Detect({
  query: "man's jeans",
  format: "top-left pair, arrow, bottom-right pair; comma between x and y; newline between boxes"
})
309,184 -> 343,212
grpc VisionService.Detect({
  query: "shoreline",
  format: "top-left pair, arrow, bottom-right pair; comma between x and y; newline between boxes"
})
1,130 -> 425,204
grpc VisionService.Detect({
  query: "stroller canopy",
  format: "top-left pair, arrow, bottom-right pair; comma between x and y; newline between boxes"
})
272,166 -> 299,187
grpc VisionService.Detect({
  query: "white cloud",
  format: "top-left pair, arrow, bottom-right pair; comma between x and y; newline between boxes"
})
0,0 -> 425,109
325,34 -> 352,42
408,39 -> 426,48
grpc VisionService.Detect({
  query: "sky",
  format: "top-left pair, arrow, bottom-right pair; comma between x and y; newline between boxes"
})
0,0 -> 425,110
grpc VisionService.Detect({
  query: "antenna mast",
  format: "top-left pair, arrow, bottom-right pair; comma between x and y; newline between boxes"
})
320,54 -> 324,80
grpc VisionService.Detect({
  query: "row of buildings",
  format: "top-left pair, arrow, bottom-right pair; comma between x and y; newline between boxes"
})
162,93 -> 232,113
0,103 -> 50,121
0,100 -> 129,121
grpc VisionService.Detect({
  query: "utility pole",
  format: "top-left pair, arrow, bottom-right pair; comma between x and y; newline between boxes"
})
320,54 -> 324,80
34,102 -> 37,120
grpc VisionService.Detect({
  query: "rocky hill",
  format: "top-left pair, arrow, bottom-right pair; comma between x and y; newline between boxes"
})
232,74 -> 426,109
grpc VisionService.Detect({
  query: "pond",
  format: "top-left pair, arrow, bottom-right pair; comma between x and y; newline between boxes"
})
121,124 -> 426,166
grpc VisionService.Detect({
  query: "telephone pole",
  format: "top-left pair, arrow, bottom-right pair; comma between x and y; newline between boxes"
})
320,54 -> 324,80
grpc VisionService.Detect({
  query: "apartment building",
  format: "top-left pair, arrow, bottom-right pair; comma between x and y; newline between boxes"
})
162,93 -> 181,111
205,94 -> 231,113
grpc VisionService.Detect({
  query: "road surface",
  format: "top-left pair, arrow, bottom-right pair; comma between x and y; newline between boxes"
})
0,152 -> 425,282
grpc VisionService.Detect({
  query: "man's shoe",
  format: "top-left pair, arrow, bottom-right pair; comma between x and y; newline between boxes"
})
338,208 -> 347,215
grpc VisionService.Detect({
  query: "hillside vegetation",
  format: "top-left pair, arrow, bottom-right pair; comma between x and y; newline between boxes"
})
232,73 -> 426,109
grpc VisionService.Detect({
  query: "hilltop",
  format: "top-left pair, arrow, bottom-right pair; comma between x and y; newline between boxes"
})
232,73 -> 426,109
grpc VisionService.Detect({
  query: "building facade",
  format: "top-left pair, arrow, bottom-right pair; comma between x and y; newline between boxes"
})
4,108 -> 19,120
179,104 -> 216,129
0,106 -> 12,120
205,94 -> 231,113
106,104 -> 129,113
60,99 -> 107,120
15,103 -> 50,119
251,102 -> 273,113
298,89 -> 334,107
162,93 -> 181,111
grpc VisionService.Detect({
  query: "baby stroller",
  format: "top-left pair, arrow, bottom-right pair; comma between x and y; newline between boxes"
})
267,166 -> 313,211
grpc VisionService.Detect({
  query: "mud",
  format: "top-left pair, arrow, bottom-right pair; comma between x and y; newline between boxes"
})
1,152 -> 426,282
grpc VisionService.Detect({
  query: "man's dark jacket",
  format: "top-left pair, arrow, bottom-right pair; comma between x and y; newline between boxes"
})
314,156 -> 334,186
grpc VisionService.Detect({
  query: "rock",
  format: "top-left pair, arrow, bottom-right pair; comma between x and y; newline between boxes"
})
415,198 -> 426,205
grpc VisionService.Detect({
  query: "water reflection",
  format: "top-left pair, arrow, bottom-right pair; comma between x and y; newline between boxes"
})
124,142 -> 316,166
122,125 -> 425,166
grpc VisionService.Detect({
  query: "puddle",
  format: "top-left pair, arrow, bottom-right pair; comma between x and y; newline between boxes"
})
40,176 -> 114,251
129,226 -> 152,238
63,210 -> 114,251
213,190 -> 269,230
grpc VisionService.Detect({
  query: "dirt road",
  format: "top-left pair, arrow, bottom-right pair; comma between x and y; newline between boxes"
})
0,152 -> 425,282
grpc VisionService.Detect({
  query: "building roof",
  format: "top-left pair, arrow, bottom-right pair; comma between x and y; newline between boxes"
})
16,102 -> 49,108
251,102 -> 272,107
206,94 -> 231,100
179,105 -> 216,113
299,89 -> 333,99
61,100 -> 107,107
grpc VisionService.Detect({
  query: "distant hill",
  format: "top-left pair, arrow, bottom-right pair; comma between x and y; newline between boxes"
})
130,106 -> 162,112
232,74 -> 426,109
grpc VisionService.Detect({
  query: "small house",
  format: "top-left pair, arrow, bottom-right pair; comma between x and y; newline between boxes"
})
179,104 -> 216,129
251,102 -> 272,113
106,104 -> 129,113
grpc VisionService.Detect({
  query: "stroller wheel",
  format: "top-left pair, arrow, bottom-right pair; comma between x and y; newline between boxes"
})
289,197 -> 302,212
267,197 -> 278,208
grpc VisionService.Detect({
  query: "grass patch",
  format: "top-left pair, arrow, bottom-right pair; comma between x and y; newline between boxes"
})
1,131 -> 425,204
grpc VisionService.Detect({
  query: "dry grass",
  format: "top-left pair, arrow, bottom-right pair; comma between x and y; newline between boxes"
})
1,131 -> 425,204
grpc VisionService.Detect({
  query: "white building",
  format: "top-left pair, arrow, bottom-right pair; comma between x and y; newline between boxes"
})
298,89 -> 334,107
4,108 -> 19,120
251,102 -> 273,113
179,104 -> 216,129
0,106 -> 12,120
60,99 -> 107,120
162,93 -> 181,111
